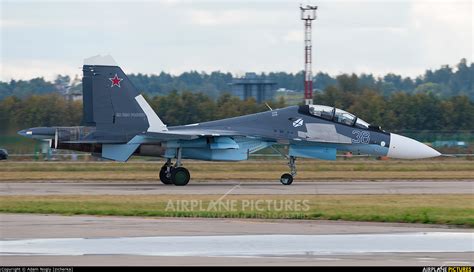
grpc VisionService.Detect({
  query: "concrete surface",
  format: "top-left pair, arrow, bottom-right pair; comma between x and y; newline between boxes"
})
2,253 -> 473,266
2,214 -> 471,239
1,180 -> 473,195
2,233 -> 473,255
1,214 -> 472,266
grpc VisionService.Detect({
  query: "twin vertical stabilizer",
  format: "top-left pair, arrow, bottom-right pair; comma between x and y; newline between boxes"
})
81,55 -> 167,134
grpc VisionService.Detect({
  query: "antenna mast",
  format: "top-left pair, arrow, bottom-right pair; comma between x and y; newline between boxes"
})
300,4 -> 317,105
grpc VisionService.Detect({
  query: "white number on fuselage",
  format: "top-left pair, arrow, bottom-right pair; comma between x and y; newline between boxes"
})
352,130 -> 370,144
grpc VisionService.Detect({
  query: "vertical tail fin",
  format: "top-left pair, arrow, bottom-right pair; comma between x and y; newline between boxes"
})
81,55 -> 167,133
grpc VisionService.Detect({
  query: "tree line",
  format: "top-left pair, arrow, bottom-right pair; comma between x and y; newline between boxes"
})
1,59 -> 472,101
0,94 -> 83,133
1,89 -> 472,135
0,92 -> 286,134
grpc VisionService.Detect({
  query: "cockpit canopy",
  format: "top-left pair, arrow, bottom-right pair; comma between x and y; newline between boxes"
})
302,104 -> 370,129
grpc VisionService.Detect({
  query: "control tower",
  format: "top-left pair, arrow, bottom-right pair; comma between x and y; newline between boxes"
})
230,73 -> 276,103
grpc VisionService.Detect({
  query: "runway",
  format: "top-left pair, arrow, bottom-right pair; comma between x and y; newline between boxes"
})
1,214 -> 473,266
1,180 -> 473,265
3,233 -> 472,256
1,180 -> 473,195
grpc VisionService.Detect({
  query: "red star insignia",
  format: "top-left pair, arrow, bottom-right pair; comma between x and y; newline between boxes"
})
109,74 -> 123,87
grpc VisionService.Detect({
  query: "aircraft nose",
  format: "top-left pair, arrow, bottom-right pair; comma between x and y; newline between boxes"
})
17,129 -> 32,137
387,133 -> 441,159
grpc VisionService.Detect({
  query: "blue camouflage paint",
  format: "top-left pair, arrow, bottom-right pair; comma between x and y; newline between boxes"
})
210,137 -> 239,149
289,145 -> 337,160
164,137 -> 271,161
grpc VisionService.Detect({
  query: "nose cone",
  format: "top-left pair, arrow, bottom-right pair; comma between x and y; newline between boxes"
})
17,129 -> 32,138
387,133 -> 441,159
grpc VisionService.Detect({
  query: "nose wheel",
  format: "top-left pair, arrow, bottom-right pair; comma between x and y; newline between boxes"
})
280,173 -> 293,185
280,156 -> 296,185
159,148 -> 191,186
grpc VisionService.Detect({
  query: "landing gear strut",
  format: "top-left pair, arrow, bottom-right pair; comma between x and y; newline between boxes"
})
159,148 -> 191,186
280,156 -> 296,185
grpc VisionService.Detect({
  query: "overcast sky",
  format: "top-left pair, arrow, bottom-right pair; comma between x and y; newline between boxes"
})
1,0 -> 472,81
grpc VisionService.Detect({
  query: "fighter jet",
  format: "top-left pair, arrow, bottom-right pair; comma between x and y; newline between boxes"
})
18,56 -> 441,186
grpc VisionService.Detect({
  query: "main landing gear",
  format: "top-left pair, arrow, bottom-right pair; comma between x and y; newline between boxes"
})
159,148 -> 191,186
280,155 -> 296,185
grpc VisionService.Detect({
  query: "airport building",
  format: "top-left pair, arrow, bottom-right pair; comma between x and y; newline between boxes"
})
229,73 -> 277,103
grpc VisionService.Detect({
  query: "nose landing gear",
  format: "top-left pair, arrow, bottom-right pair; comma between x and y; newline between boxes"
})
280,156 -> 296,185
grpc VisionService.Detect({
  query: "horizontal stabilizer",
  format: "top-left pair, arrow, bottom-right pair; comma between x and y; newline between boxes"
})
102,143 -> 140,162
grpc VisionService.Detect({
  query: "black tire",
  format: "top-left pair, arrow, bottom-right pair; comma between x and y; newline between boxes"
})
280,173 -> 293,185
159,166 -> 174,185
171,167 -> 191,186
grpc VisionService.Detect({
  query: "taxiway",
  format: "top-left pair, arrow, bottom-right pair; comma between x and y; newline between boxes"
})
1,180 -> 472,195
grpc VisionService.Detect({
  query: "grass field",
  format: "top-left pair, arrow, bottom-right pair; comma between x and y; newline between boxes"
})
1,160 -> 472,226
1,160 -> 473,181
0,194 -> 472,227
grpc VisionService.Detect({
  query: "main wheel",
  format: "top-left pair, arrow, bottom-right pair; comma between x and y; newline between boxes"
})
280,173 -> 293,185
171,167 -> 191,186
159,166 -> 174,185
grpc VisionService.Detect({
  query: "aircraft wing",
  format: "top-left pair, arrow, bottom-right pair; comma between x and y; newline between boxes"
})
63,129 -> 260,145
62,140 -> 127,144
144,129 -> 245,141
60,128 -> 271,162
